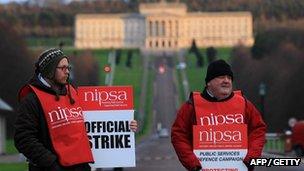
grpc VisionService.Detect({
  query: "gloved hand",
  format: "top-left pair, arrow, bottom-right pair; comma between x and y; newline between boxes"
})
49,160 -> 63,171
191,166 -> 202,171
244,160 -> 255,171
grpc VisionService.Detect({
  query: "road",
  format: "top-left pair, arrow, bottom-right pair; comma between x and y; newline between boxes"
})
125,54 -> 184,171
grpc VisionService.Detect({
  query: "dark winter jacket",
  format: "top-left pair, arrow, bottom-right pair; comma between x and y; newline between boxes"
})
14,75 -> 90,171
171,89 -> 266,171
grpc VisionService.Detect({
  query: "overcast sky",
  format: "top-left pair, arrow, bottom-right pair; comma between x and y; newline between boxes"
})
0,0 -> 27,3
0,0 -> 75,4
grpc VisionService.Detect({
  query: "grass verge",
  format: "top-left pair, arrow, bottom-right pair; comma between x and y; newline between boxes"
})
0,163 -> 27,171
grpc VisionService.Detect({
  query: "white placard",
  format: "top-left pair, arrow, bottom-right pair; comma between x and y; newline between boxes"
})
84,110 -> 135,168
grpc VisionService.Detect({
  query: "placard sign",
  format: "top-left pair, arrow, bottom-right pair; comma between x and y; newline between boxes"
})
78,86 -> 135,168
193,124 -> 248,171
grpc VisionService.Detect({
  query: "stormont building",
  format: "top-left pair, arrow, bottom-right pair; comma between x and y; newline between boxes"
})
74,1 -> 254,50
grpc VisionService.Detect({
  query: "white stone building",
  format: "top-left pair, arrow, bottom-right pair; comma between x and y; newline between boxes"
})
75,2 -> 254,50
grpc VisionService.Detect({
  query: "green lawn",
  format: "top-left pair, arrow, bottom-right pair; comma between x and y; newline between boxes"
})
0,139 -> 27,171
5,139 -> 18,154
26,37 -> 73,47
138,61 -> 154,137
0,163 -> 27,171
112,49 -> 143,111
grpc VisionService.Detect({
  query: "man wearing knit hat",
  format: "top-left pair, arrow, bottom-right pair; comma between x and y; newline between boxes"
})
14,48 -> 138,171
171,59 -> 266,171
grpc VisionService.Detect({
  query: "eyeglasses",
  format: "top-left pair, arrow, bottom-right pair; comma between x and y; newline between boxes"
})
56,65 -> 72,72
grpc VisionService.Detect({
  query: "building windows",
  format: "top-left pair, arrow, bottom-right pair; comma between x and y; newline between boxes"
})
161,20 -> 165,37
75,7 -> 252,49
155,21 -> 159,37
149,21 -> 153,37
169,20 -> 172,37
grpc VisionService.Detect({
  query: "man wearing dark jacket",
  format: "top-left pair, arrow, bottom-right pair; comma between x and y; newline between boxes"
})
14,48 -> 138,171
171,59 -> 266,171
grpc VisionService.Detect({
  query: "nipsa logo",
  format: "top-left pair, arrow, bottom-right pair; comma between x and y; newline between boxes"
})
199,128 -> 242,144
200,113 -> 244,126
84,89 -> 127,106
48,106 -> 83,123
198,113 -> 245,144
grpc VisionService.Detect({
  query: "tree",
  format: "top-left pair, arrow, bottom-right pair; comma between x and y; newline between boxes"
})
58,40 -> 64,50
189,39 -> 204,67
189,39 -> 197,54
231,35 -> 304,132
69,50 -> 99,86
195,51 -> 204,67
115,49 -> 122,65
252,27 -> 304,59
206,46 -> 217,64
126,50 -> 133,68
0,21 -> 32,137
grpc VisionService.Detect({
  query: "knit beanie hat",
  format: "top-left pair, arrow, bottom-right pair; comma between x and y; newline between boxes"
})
205,59 -> 233,84
35,48 -> 67,79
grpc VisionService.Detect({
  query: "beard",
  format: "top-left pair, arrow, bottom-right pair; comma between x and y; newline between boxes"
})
54,76 -> 68,86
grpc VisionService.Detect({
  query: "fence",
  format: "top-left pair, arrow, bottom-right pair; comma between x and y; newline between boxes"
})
264,133 -> 290,154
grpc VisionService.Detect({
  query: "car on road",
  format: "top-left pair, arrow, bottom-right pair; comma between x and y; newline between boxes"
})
158,128 -> 169,138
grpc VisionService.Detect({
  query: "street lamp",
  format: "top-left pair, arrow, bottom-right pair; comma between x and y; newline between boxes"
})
259,82 -> 266,119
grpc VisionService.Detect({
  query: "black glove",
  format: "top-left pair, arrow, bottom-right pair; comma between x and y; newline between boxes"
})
191,166 -> 202,171
49,160 -> 63,171
244,160 -> 255,171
